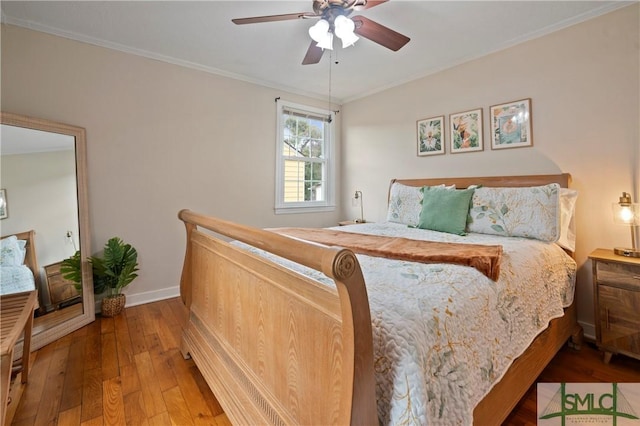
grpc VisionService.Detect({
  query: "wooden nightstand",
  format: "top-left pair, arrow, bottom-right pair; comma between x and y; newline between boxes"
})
589,248 -> 640,364
44,261 -> 81,309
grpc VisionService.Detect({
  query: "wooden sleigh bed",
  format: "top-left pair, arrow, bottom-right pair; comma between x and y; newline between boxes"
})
178,174 -> 583,425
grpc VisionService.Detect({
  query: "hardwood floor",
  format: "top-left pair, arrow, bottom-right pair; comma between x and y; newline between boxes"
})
8,298 -> 640,425
503,339 -> 640,426
8,298 -> 230,426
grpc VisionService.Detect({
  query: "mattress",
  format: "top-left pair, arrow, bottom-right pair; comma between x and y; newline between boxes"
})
239,221 -> 576,425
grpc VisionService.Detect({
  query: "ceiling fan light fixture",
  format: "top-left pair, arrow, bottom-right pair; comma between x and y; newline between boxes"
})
334,15 -> 359,48
339,30 -> 359,48
233,1 -> 410,65
316,31 -> 334,50
309,18 -> 330,42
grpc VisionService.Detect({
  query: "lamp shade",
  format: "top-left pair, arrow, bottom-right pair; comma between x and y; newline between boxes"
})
334,15 -> 359,48
612,192 -> 640,225
309,19 -> 330,43
612,191 -> 640,257
316,31 -> 334,50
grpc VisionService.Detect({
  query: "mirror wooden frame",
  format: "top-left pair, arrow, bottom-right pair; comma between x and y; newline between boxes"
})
1,112 -> 95,351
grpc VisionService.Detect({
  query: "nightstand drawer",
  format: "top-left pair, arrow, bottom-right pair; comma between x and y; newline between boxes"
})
590,248 -> 640,363
596,260 -> 640,291
598,285 -> 640,353
44,261 -> 79,307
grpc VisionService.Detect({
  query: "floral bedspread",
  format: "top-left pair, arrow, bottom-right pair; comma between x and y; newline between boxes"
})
0,265 -> 36,295
239,221 -> 576,425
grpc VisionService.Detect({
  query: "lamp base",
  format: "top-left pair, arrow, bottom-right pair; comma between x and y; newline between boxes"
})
613,247 -> 640,258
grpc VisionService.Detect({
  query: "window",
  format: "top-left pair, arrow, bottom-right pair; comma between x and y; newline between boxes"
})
275,100 -> 335,213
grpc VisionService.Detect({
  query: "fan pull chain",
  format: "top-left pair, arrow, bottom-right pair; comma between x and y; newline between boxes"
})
328,49 -> 333,122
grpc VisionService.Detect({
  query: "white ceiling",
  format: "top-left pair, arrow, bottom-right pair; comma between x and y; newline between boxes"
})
0,1 -> 633,103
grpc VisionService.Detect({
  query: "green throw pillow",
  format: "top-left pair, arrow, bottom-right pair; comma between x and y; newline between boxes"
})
418,186 -> 475,235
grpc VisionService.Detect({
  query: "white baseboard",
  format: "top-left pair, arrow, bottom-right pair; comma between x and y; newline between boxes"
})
579,320 -> 596,341
95,286 -> 181,313
125,286 -> 180,307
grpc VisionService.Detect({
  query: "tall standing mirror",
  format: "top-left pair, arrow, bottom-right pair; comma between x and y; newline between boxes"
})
1,112 -> 94,351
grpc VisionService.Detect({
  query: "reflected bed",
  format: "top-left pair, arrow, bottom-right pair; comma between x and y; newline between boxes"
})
1,230 -> 40,297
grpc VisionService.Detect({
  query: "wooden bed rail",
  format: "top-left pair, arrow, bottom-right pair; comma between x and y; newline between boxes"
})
178,209 -> 378,425
179,209 -> 362,305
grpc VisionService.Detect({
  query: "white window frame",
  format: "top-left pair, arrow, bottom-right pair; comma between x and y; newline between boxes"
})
275,100 -> 336,214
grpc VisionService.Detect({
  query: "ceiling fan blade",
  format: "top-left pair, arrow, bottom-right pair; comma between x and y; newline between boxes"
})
353,0 -> 389,11
302,41 -> 324,65
352,15 -> 410,51
232,13 -> 314,25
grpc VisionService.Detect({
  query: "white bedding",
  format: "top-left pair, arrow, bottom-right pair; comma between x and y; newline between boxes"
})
1,264 -> 36,295
240,221 -> 576,425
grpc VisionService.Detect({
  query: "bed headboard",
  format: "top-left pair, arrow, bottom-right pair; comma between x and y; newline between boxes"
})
1,230 -> 42,290
390,173 -> 571,192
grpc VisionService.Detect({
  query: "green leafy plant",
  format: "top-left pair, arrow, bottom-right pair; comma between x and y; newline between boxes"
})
60,236 -> 139,296
90,237 -> 139,296
60,250 -> 83,292
60,250 -> 108,294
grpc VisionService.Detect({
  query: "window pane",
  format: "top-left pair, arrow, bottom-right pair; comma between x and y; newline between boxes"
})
277,101 -> 333,212
308,138 -> 323,159
283,160 -> 325,202
283,159 -> 305,202
284,114 -> 325,159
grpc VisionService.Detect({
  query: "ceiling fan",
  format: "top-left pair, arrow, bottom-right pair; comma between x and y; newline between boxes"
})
232,0 -> 410,65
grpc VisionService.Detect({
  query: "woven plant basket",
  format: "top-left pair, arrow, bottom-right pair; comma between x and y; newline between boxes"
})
101,294 -> 126,317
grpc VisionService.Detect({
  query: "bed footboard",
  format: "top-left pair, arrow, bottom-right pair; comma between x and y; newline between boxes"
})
178,210 -> 377,425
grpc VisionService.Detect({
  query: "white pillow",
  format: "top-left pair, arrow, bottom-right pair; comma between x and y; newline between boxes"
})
467,183 -> 561,242
557,188 -> 578,251
386,183 -> 454,226
0,236 -> 26,266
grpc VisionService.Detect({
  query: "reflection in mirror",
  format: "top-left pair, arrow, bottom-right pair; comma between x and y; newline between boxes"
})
1,126 -> 79,311
0,112 -> 94,352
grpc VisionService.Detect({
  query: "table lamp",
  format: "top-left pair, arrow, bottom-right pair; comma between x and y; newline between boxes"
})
354,190 -> 365,223
612,192 -> 640,257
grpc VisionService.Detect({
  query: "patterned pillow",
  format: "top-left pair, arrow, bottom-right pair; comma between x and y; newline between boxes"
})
386,183 -> 453,226
467,183 -> 561,242
0,235 -> 26,266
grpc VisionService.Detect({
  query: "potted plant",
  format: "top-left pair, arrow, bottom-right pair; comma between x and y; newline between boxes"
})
90,237 -> 139,317
60,250 -> 109,295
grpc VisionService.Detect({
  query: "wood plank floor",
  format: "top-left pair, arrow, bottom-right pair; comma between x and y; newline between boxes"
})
9,298 -> 231,426
8,298 -> 640,425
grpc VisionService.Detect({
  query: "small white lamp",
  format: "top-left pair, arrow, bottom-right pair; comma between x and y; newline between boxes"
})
612,191 -> 640,257
354,190 -> 365,223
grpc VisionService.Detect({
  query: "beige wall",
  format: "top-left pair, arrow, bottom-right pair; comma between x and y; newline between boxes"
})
1,150 -> 80,298
340,4 -> 639,336
1,24 -> 342,305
